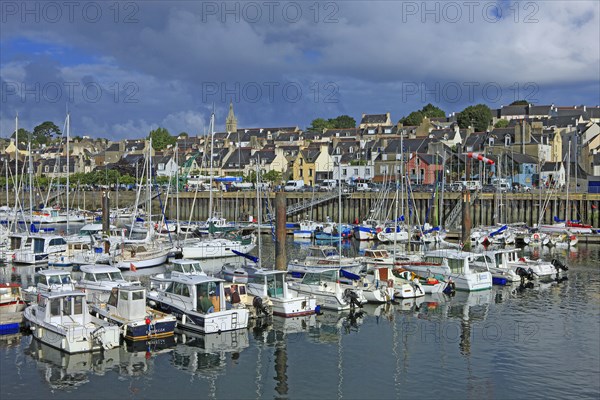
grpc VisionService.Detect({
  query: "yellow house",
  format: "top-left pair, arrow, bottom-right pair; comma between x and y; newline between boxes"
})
291,144 -> 332,185
4,139 -> 29,160
550,129 -> 562,162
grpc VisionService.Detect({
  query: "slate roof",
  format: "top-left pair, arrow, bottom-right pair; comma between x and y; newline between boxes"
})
361,114 -> 388,124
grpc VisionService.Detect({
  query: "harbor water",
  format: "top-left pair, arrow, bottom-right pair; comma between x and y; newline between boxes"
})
1,238 -> 599,400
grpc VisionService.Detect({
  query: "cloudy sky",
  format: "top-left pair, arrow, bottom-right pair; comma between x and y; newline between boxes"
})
1,1 -> 599,139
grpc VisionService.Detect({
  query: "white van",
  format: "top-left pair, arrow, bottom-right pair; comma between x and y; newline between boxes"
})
319,179 -> 337,191
284,180 -> 305,192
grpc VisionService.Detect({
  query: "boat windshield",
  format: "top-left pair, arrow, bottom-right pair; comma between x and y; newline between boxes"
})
109,272 -> 124,280
94,273 -> 111,281
266,274 -> 285,298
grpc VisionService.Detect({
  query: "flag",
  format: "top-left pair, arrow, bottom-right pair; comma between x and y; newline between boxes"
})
130,263 -> 137,272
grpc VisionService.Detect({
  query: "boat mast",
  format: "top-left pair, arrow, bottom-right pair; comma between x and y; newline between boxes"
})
66,112 -> 70,234
208,111 -> 215,224
256,158 -> 262,268
27,142 -> 33,231
337,161 -> 342,267
566,139 -> 571,222
12,114 -> 19,229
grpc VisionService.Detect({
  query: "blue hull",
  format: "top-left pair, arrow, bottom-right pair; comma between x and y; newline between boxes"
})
125,320 -> 177,341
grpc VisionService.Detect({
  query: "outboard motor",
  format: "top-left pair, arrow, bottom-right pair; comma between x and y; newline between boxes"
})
515,266 -> 535,286
551,258 -> 568,281
551,259 -> 568,272
343,289 -> 362,309
443,279 -> 456,295
252,296 -> 270,317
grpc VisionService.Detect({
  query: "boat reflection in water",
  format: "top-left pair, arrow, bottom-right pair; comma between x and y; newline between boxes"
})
171,329 -> 250,381
24,335 -> 174,391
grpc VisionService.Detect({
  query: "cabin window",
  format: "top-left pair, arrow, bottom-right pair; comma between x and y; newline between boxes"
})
61,275 -> 71,284
38,296 -> 47,308
108,289 -> 118,307
165,282 -> 175,293
120,291 -> 129,301
447,258 -> 464,273
132,291 -> 144,301
181,285 -> 190,297
50,299 -> 61,316
73,297 -> 83,314
35,275 -> 45,286
84,273 -> 95,281
96,273 -> 110,281
109,272 -> 123,280
62,297 -> 72,315
48,275 -> 62,285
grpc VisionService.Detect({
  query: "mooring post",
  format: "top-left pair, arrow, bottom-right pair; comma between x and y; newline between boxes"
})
275,191 -> 287,270
461,157 -> 472,250
102,191 -> 110,236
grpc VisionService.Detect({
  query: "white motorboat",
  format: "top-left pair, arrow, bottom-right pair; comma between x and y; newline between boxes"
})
180,237 -> 256,260
150,259 -> 207,290
89,285 -> 176,341
362,267 -> 425,300
23,269 -> 76,303
147,274 -> 249,334
399,249 -> 492,292
77,264 -> 141,303
24,290 -> 120,353
359,248 -> 395,270
245,268 -> 319,317
392,269 -> 448,294
287,268 -> 366,311
287,245 -> 363,276
13,234 -> 67,265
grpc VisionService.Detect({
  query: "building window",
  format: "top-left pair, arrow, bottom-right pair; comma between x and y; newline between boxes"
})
489,137 -> 495,146
309,169 -> 313,177
354,168 -> 359,176
365,168 -> 370,176
63,166 -> 67,173
505,136 -> 511,146
45,166 -> 49,173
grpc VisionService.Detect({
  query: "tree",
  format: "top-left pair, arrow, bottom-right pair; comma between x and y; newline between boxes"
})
178,132 -> 189,138
510,100 -> 529,106
457,104 -> 492,132
494,119 -> 509,128
399,111 -> 424,126
421,103 -> 446,118
11,128 -> 33,142
33,121 -> 61,145
307,118 -> 331,132
149,127 -> 176,150
329,115 -> 356,129
262,169 -> 282,184
399,103 -> 446,126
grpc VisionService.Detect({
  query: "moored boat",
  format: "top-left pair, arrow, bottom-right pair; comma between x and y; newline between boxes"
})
24,290 -> 120,353
147,274 -> 249,334
89,286 -> 176,341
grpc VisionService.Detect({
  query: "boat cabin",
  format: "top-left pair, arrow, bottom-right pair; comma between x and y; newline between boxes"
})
171,259 -> 206,277
363,249 -> 391,259
301,268 -> 340,285
424,250 -> 488,274
0,283 -> 23,305
35,291 -> 90,326
106,286 -> 147,321
33,270 -> 75,292
164,275 -> 228,314
80,265 -> 126,284
248,270 -> 287,298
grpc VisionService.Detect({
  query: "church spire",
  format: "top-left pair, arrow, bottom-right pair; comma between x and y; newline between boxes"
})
226,100 -> 237,133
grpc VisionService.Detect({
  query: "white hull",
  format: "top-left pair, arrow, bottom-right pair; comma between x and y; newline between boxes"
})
181,240 -> 256,260
23,301 -> 120,353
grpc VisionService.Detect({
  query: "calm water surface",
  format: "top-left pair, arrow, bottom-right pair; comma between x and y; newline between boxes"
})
1,239 -> 599,400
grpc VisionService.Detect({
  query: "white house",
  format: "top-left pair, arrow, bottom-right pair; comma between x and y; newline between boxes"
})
540,162 -> 566,187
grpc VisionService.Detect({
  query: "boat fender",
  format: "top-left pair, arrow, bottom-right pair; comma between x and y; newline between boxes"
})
533,233 -> 540,240
519,257 -> 526,262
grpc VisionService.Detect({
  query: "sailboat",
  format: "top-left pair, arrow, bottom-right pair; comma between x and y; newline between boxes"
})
180,110 -> 256,260
538,140 -> 592,236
